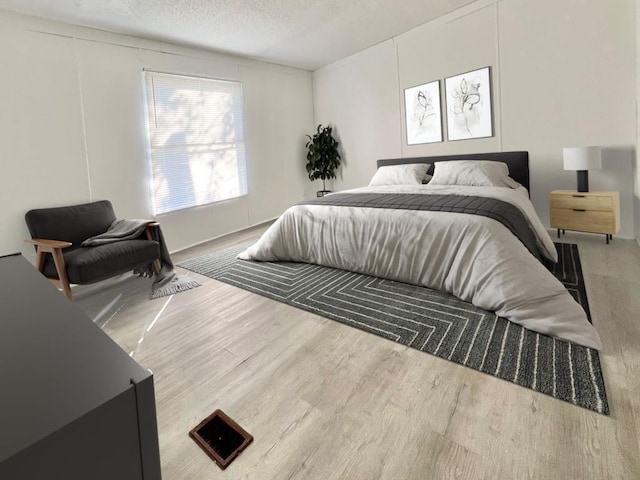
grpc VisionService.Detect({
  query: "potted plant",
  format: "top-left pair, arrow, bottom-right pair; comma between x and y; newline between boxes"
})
305,124 -> 341,197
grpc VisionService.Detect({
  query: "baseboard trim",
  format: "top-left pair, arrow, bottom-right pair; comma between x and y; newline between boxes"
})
170,217 -> 278,255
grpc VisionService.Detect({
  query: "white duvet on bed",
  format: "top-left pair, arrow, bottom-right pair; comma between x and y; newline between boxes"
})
238,184 -> 603,350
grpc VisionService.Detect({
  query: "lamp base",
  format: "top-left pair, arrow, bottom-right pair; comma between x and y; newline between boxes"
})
576,170 -> 589,192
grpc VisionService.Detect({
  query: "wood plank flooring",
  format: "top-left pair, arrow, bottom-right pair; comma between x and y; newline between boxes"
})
73,225 -> 640,480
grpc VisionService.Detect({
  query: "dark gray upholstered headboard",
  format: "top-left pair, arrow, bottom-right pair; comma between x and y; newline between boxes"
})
377,151 -> 530,192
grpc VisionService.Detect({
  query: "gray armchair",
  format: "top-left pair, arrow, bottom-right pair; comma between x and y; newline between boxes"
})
25,200 -> 161,301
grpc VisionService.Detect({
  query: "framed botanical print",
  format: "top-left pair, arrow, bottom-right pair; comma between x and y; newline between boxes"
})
404,80 -> 443,145
445,67 -> 493,141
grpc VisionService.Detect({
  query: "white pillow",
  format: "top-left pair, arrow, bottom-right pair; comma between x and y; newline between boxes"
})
429,160 -> 520,188
369,163 -> 431,186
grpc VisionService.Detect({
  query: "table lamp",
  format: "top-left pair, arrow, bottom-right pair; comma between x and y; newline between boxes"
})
563,146 -> 602,192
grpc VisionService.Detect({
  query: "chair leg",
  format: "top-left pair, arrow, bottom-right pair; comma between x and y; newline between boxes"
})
145,223 -> 163,275
35,245 -> 73,301
35,248 -> 46,273
50,248 -> 73,301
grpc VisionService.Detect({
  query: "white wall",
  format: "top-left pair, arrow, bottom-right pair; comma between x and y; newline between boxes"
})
313,41 -> 402,190
636,0 -> 640,244
499,0 -> 635,238
314,0 -> 637,239
0,11 -> 314,258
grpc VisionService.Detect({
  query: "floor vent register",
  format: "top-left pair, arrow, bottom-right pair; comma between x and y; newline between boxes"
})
189,409 -> 253,470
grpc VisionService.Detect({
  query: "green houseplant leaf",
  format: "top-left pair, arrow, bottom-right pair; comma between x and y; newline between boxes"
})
305,124 -> 342,192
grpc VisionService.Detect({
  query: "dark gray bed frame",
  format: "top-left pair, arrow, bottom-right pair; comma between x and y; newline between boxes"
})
376,151 -> 530,193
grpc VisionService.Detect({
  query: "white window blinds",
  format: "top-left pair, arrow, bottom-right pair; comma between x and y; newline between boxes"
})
143,71 -> 247,215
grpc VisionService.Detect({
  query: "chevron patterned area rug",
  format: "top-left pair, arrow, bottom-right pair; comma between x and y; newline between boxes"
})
179,242 -> 608,414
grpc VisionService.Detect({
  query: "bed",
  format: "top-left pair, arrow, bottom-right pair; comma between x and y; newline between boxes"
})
239,151 -> 602,350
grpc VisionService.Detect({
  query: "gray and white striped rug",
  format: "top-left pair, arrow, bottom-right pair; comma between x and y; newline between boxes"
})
179,242 -> 608,414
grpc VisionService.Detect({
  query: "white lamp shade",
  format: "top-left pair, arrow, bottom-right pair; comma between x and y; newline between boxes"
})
563,146 -> 602,171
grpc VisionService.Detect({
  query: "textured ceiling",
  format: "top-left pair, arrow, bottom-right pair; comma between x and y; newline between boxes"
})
0,0 -> 477,70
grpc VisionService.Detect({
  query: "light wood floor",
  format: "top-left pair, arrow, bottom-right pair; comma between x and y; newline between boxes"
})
74,225 -> 640,480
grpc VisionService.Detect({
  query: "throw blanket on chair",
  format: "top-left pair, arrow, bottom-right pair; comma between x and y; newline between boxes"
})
82,219 -> 200,299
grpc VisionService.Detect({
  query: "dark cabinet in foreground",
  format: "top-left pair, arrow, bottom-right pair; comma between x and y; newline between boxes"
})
0,254 -> 161,480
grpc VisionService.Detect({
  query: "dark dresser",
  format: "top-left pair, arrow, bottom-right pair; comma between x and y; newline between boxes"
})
0,254 -> 162,479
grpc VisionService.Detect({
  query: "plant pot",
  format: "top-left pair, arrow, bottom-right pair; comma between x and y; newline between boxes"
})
316,190 -> 332,198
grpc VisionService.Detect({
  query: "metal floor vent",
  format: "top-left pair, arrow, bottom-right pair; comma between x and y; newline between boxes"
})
189,409 -> 253,470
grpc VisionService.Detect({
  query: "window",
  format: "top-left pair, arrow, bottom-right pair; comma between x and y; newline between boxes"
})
143,71 -> 247,215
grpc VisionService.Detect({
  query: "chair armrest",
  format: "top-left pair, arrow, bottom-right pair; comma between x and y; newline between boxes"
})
145,222 -> 160,239
25,238 -> 72,248
25,238 -> 74,300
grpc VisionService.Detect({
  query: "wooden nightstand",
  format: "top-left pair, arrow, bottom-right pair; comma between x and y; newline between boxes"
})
549,190 -> 620,244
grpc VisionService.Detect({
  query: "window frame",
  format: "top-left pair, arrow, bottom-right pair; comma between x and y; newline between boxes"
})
142,69 -> 248,216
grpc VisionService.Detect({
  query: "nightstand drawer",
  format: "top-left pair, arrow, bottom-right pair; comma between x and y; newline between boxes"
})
550,208 -> 615,234
549,193 -> 613,211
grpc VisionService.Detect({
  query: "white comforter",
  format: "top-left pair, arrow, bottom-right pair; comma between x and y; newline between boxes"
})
239,185 -> 603,350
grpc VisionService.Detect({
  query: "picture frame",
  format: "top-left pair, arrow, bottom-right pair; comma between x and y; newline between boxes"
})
404,80 -> 442,145
444,66 -> 493,141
